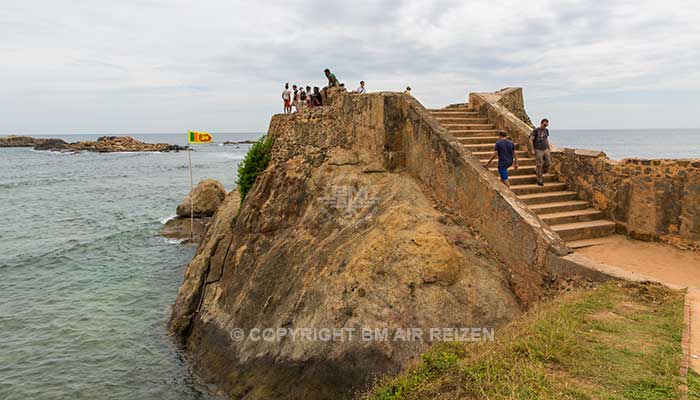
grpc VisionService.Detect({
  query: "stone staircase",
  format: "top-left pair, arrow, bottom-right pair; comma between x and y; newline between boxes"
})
429,105 -> 617,249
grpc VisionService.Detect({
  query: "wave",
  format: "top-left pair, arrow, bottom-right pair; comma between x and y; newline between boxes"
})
160,214 -> 178,224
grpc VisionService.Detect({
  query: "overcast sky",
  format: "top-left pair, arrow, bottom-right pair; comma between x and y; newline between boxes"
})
1,0 -> 699,134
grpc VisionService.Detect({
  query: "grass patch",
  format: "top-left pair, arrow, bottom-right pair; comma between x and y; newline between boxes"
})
689,370 -> 700,399
235,135 -> 272,204
361,282 -> 684,400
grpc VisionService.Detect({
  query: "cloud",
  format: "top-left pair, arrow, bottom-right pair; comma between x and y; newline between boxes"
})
0,0 -> 699,133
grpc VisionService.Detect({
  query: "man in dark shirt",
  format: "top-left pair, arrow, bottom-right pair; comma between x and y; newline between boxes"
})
529,118 -> 551,186
486,131 -> 518,188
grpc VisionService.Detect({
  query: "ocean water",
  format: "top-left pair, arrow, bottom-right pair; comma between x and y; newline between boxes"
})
0,129 -> 698,399
0,133 -> 260,400
556,129 -> 700,160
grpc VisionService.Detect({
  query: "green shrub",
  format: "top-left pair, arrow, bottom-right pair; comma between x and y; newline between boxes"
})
236,135 -> 272,203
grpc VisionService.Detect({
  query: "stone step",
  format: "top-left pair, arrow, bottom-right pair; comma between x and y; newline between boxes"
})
457,136 -> 501,144
518,191 -> 580,205
429,110 -> 481,116
450,130 -> 500,137
434,117 -> 489,124
444,124 -> 496,131
511,182 -> 569,195
567,235 -> 621,249
445,103 -> 470,109
473,150 -> 529,158
528,200 -> 590,214
504,173 -> 557,185
539,208 -> 603,225
481,157 -> 536,166
463,143 -> 518,152
489,166 -> 537,176
551,220 -> 617,241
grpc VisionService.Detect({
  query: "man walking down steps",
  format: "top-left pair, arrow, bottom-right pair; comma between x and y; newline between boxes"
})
485,131 -> 519,188
530,118 -> 552,186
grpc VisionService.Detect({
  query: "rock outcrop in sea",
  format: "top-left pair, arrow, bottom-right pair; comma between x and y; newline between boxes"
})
0,135 -> 41,147
161,179 -> 237,243
0,135 -> 187,152
176,179 -> 227,218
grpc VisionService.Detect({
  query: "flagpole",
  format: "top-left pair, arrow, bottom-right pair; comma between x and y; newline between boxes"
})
188,146 -> 194,241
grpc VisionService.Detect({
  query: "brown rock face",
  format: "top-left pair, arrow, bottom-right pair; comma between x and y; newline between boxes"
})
176,179 -> 228,218
169,90 -> 526,399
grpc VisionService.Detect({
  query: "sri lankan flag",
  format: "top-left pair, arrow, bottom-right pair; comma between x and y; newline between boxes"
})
188,131 -> 213,143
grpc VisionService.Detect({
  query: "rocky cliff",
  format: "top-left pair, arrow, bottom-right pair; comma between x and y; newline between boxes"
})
168,90 -> 556,399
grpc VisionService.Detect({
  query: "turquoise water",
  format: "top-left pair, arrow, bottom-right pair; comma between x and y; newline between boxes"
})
0,129 -> 697,399
0,133 -> 259,399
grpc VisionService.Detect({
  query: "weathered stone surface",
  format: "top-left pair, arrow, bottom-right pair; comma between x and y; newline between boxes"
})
552,150 -> 700,249
495,87 -> 534,127
169,89 -> 555,399
176,179 -> 228,218
469,89 -> 536,152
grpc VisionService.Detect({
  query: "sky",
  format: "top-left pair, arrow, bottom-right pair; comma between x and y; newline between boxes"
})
1,0 -> 699,134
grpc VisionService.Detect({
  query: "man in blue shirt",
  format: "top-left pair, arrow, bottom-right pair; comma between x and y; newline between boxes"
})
485,131 -> 519,188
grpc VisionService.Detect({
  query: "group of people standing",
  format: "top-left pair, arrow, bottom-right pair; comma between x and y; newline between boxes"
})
281,83 -> 322,113
281,69 -> 368,114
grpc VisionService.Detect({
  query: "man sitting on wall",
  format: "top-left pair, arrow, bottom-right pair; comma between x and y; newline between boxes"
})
485,131 -> 519,188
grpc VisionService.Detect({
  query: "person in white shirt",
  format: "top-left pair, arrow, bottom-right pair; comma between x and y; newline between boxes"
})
282,83 -> 291,114
352,81 -> 366,94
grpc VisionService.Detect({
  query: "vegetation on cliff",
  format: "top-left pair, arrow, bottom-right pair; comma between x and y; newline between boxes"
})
362,281 -> 684,400
235,135 -> 272,203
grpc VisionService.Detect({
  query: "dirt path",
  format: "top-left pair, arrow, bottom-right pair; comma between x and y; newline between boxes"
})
577,235 -> 700,288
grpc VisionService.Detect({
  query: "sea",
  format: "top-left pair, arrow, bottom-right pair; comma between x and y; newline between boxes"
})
0,129 -> 698,399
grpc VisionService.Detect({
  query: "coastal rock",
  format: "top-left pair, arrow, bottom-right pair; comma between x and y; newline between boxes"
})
223,140 -> 257,145
169,89 -> 527,399
70,136 -> 187,152
161,217 -> 211,242
176,180 -> 228,218
0,135 -> 38,147
162,188 -> 240,243
1,134 -> 186,152
33,138 -> 70,151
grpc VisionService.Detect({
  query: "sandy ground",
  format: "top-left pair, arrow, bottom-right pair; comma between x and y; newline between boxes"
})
577,235 -> 700,288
